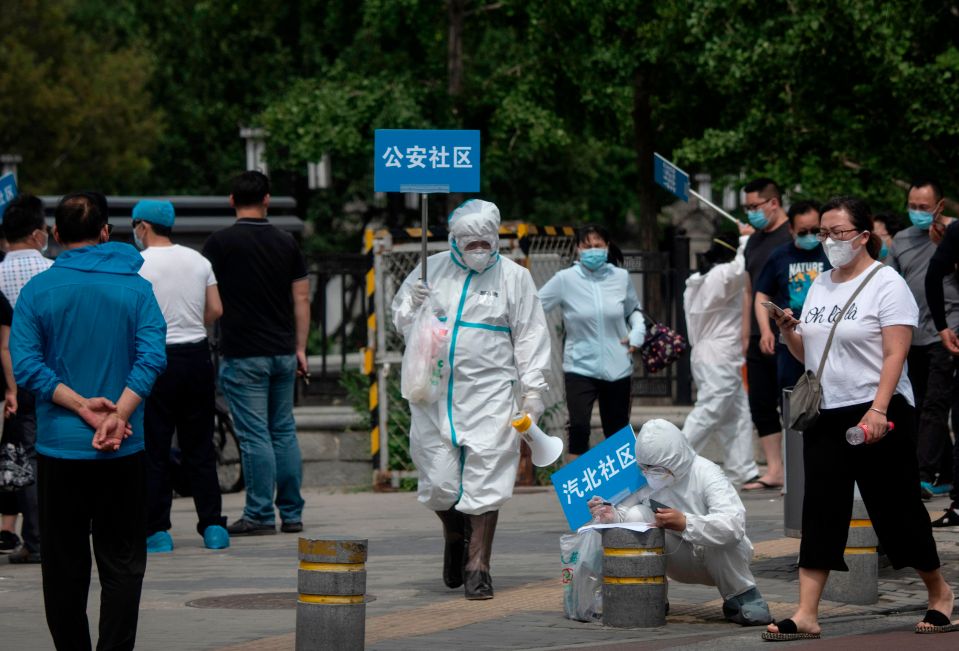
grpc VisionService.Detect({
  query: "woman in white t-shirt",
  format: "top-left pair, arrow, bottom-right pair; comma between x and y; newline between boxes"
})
763,197 -> 954,640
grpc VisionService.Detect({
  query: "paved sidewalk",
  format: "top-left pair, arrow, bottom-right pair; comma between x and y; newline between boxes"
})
1,486 -> 957,650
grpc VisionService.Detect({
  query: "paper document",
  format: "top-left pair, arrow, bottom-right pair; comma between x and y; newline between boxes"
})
577,522 -> 658,534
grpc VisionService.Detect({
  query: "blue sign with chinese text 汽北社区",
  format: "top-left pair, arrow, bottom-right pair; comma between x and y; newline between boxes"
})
653,152 -> 689,202
0,173 -> 18,221
550,424 -> 645,530
374,129 -> 480,194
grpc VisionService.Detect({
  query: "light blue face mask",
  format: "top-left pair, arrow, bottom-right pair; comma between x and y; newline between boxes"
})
795,234 -> 819,251
908,210 -> 934,230
580,248 -> 608,271
133,224 -> 145,250
747,209 -> 768,229
878,242 -> 889,260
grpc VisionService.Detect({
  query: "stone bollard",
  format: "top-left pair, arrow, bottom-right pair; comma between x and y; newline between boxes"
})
822,500 -> 878,605
601,527 -> 667,628
296,537 -> 368,651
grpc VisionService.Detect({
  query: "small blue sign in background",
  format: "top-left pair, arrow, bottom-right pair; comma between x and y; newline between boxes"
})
551,425 -> 646,530
374,129 -> 480,194
653,152 -> 689,202
0,173 -> 19,220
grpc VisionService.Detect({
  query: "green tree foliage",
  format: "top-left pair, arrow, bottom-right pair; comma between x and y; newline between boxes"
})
0,0 -> 158,194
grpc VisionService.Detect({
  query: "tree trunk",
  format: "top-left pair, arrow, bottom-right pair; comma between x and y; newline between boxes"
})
447,0 -> 465,103
632,66 -> 658,252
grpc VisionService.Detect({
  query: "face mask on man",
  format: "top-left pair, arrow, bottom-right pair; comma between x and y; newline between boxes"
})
908,210 -> 934,230
878,242 -> 889,260
795,234 -> 819,251
643,467 -> 676,491
580,248 -> 608,271
747,209 -> 769,230
133,224 -> 146,251
822,236 -> 859,268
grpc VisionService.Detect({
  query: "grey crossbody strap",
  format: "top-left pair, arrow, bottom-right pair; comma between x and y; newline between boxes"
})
814,264 -> 884,379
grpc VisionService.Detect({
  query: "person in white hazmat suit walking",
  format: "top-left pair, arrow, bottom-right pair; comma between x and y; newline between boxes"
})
588,419 -> 773,626
681,235 -> 761,486
391,199 -> 551,600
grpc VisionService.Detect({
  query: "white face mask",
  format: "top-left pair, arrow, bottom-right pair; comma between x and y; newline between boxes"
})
644,468 -> 675,491
464,249 -> 492,272
822,236 -> 859,268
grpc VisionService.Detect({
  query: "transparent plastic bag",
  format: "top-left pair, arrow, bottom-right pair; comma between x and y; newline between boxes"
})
400,297 -> 451,404
560,529 -> 603,622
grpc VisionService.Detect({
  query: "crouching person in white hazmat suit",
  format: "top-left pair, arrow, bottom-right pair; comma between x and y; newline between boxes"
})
588,419 -> 772,625
391,199 -> 551,600
681,234 -> 760,486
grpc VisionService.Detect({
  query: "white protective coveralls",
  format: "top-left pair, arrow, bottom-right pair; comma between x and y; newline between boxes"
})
614,419 -> 763,612
681,237 -> 759,485
391,200 -> 551,516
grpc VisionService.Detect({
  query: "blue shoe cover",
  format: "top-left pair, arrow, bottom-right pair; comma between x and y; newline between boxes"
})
203,525 -> 230,550
146,530 -> 174,553
723,586 -> 773,626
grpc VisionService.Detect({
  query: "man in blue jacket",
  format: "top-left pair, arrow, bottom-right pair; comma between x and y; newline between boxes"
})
10,192 -> 166,651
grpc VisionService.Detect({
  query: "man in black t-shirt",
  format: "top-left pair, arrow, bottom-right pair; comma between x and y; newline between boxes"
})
202,171 -> 309,535
741,178 -> 792,491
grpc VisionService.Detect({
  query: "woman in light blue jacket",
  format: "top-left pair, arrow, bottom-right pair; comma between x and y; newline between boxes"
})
539,225 -> 645,460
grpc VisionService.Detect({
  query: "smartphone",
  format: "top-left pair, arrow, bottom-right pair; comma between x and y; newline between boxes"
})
761,301 -> 786,318
649,498 -> 671,512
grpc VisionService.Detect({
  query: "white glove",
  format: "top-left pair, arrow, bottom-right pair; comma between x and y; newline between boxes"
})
587,496 -> 617,524
410,282 -> 430,309
627,311 -> 646,348
521,392 -> 545,422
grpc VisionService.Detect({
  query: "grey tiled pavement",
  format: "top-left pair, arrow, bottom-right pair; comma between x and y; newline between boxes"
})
1,483 -> 957,650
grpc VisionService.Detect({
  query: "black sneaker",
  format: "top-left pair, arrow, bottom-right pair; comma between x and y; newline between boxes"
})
226,519 -> 276,536
8,545 -> 41,564
0,530 -> 21,554
280,521 -> 303,533
931,506 -> 959,528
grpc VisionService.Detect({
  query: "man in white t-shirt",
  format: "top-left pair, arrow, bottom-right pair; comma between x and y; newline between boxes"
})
134,200 -> 229,552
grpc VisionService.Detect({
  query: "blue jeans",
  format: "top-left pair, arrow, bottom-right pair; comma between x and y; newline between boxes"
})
219,355 -> 304,524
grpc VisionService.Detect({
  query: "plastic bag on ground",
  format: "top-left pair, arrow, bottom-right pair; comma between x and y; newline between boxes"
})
400,297 -> 451,404
560,529 -> 603,622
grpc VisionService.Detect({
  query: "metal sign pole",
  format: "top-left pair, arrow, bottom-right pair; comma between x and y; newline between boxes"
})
420,194 -> 428,284
688,188 -> 743,227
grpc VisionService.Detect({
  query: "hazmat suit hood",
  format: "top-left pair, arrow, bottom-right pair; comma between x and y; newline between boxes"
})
448,199 -> 501,272
635,419 -> 698,480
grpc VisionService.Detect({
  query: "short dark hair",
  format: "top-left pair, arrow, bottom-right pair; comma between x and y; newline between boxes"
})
2,194 -> 45,242
908,177 -> 943,203
873,211 -> 905,237
820,196 -> 881,259
55,192 -> 108,244
231,171 -> 270,208
743,177 -> 782,203
134,219 -> 172,238
787,200 -> 820,225
703,233 -> 739,266
576,223 -> 624,267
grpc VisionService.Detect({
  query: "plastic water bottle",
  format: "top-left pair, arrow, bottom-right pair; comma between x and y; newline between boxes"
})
846,421 -> 895,445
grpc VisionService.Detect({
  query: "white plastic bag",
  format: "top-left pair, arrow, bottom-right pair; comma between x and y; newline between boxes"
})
560,529 -> 603,622
400,297 -> 450,404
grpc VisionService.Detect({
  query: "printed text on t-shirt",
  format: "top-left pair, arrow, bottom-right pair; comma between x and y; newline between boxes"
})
804,303 -> 859,324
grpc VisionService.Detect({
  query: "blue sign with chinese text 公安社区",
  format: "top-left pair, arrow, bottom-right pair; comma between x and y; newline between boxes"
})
0,173 -> 18,221
653,152 -> 689,202
374,129 -> 480,194
551,424 -> 645,530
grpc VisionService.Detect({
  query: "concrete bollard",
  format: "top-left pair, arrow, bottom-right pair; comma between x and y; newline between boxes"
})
601,527 -> 667,628
822,500 -> 878,605
296,537 -> 368,651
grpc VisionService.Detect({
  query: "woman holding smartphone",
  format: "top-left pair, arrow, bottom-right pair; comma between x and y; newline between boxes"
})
763,197 -> 954,640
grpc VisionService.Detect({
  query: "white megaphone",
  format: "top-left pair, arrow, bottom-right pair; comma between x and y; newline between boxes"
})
512,412 -> 564,467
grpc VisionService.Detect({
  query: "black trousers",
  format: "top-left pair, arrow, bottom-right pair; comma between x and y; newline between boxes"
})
3,389 -> 40,552
565,372 -> 632,455
144,341 -> 224,536
746,336 -> 782,437
906,342 -> 955,483
39,453 -> 146,651
798,395 -> 939,573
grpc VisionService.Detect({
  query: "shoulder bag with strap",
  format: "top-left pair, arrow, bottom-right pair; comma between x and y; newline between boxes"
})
788,264 -> 884,431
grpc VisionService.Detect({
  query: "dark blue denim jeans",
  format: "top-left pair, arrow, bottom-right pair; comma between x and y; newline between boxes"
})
219,355 -> 304,524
